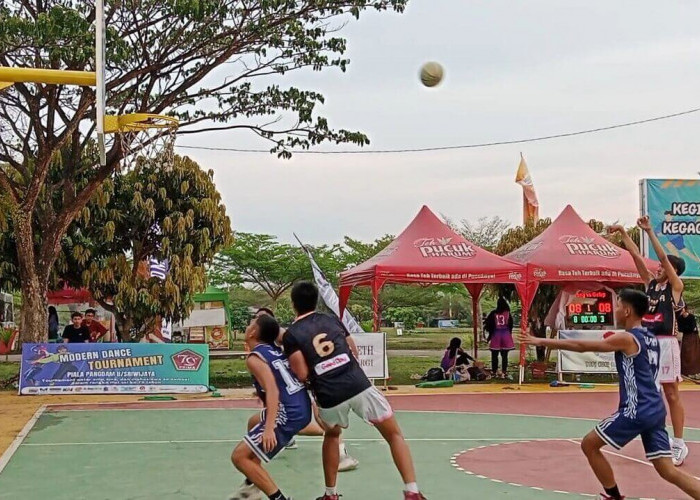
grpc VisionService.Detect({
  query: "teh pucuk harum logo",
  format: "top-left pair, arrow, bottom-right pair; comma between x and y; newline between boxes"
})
413,237 -> 475,259
171,349 -> 204,371
559,235 -> 620,259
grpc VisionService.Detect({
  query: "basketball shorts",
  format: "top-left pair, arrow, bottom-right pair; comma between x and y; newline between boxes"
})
595,411 -> 672,461
658,336 -> 682,384
318,386 -> 394,429
243,405 -> 311,463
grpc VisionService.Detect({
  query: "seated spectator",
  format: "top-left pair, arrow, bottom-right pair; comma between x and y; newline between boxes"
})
679,305 -> 700,378
441,337 -> 475,373
62,312 -> 90,343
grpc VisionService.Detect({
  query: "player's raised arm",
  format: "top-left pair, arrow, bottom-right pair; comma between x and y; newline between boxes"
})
246,355 -> 279,453
638,216 -> 684,301
518,330 -> 638,357
608,223 -> 653,286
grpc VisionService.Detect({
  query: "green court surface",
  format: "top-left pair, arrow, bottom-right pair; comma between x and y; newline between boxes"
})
1,405 -> 699,499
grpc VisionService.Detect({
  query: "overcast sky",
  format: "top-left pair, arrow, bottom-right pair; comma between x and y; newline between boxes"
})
175,1 -> 700,245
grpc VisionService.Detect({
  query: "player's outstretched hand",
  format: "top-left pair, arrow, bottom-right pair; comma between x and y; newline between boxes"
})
607,224 -> 625,235
516,329 -> 541,346
637,216 -> 651,231
262,427 -> 277,453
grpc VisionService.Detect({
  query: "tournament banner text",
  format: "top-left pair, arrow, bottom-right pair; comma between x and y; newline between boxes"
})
19,343 -> 209,395
641,179 -> 700,279
558,330 -> 618,374
350,332 -> 388,379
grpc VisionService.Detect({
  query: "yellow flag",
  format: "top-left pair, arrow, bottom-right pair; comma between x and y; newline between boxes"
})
515,153 -> 539,224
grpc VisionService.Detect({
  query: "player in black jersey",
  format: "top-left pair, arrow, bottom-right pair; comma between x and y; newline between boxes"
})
283,282 -> 426,500
610,216 -> 688,466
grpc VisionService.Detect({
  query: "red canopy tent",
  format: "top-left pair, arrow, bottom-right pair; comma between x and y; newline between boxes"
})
339,206 -> 527,357
505,205 -> 656,380
47,285 -> 93,305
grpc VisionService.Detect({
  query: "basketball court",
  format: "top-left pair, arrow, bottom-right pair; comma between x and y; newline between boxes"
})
2,391 -> 700,499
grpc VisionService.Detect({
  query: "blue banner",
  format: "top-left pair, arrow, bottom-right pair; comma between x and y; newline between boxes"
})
642,179 -> 700,279
19,343 -> 209,395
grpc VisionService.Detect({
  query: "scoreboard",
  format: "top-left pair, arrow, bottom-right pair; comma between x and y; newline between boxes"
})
565,290 -> 614,327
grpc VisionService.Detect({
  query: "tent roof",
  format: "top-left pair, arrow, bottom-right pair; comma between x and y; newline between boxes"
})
339,205 -> 525,289
47,286 -> 93,305
194,285 -> 229,303
505,205 -> 655,285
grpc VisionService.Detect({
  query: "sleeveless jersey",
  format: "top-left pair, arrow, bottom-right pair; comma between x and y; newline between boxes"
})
283,312 -> 371,408
615,327 -> 665,420
493,311 -> 511,333
643,280 -> 679,337
249,343 -> 311,419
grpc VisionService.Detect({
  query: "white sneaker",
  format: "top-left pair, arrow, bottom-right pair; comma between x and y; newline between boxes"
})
285,437 -> 298,450
228,481 -> 263,500
672,441 -> 689,466
338,454 -> 359,472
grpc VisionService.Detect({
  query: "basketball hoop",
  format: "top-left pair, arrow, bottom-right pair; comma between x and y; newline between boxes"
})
104,113 -> 179,170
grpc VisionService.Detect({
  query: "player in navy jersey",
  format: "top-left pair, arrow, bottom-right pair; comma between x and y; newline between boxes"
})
284,282 -> 426,500
229,314 -> 312,500
610,218 -> 688,465
520,289 -> 700,500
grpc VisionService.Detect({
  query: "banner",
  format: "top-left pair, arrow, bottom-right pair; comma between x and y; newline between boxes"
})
294,234 -> 364,334
19,343 -> 209,395
557,330 -> 618,373
641,179 -> 700,278
515,153 -> 539,224
350,332 -> 387,379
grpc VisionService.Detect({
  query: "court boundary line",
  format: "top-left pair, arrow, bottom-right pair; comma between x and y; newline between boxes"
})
0,404 -> 45,475
39,405 -> 700,433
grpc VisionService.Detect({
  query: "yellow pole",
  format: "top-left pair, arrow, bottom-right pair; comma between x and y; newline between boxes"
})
0,67 -> 96,86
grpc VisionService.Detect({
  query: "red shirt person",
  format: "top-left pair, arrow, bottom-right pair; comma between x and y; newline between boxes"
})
84,308 -> 108,342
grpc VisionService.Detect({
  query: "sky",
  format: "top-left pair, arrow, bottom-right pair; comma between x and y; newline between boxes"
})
175,1 -> 700,245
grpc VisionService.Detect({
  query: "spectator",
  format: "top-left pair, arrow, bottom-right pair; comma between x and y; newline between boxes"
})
440,337 -> 475,374
62,312 -> 90,343
48,306 -> 59,342
84,308 -> 108,342
679,305 -> 700,379
485,297 -> 515,379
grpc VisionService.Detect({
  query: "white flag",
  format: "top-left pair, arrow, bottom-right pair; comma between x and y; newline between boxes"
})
149,257 -> 172,342
295,235 -> 364,334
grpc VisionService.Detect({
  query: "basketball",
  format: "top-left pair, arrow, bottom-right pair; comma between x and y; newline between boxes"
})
420,61 -> 444,87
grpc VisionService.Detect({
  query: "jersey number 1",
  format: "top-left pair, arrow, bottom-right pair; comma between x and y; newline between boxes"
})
272,359 -> 304,395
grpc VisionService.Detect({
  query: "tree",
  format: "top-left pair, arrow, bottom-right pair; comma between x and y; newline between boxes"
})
210,233 -> 309,304
57,155 -> 232,338
0,0 -> 407,342
444,215 -> 511,252
341,235 -> 395,266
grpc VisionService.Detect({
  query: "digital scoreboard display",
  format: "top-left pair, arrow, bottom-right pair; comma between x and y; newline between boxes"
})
566,290 -> 614,326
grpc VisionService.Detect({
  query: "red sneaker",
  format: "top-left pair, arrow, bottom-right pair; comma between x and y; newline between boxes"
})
404,492 -> 427,500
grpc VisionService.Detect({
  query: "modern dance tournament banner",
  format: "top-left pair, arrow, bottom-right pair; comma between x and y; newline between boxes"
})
19,343 -> 209,395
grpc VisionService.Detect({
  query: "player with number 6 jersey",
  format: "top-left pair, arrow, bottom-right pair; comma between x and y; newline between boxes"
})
284,281 -> 426,500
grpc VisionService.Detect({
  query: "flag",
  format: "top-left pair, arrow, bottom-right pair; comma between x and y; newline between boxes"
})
515,153 -> 539,224
294,234 -> 364,334
149,257 -> 172,342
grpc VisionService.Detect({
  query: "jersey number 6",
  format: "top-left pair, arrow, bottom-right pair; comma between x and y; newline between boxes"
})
313,333 -> 335,357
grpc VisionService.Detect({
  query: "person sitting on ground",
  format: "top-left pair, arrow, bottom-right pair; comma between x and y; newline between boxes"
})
440,337 -> 475,374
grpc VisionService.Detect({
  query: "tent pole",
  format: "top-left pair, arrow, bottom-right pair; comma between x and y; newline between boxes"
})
372,280 -> 381,332
472,295 -> 479,360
